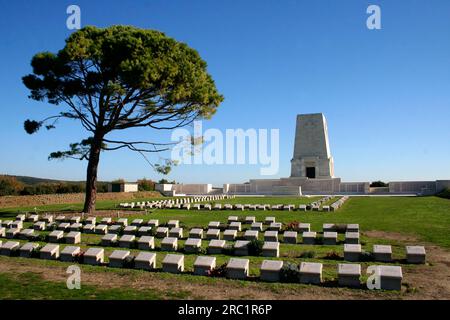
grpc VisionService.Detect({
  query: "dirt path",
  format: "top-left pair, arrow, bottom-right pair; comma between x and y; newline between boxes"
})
0,259 -> 386,299
365,230 -> 450,300
0,230 -> 449,299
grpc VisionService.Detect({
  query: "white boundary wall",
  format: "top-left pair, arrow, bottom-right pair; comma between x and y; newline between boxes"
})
156,184 -> 212,195
157,179 -> 450,196
389,180 -> 450,195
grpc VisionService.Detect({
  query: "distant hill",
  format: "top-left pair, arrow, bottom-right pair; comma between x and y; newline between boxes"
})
3,175 -> 152,186
1,175 -> 109,185
11,175 -> 82,185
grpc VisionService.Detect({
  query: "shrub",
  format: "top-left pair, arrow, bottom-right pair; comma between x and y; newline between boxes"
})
30,234 -> 46,242
20,182 -> 93,195
283,221 -> 300,231
46,223 -> 57,231
138,178 -> 155,191
208,263 -> 227,277
370,181 -> 388,187
248,239 -> 264,256
324,251 -> 341,260
30,249 -> 40,259
97,182 -> 109,193
157,178 -> 176,184
74,251 -> 85,264
360,251 -> 373,262
437,188 -> 450,199
300,250 -> 316,259
218,223 -> 228,231
279,262 -> 299,283
0,175 -> 24,196
123,256 -> 135,268
335,224 -> 347,233
222,246 -> 234,256
185,245 -> 204,254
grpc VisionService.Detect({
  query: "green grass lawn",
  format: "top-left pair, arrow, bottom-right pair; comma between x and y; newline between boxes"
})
1,196 -> 448,277
202,196 -> 322,206
0,271 -> 190,299
0,196 -> 171,215
0,196 -> 322,215
1,195 -> 449,299
2,196 -> 450,247
1,228 -> 408,279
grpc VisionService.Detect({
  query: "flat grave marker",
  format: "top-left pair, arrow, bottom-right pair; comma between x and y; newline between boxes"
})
137,236 -> 155,250
262,241 -> 279,257
101,233 -> 118,246
19,242 -> 39,258
226,258 -> 249,280
344,244 -> 362,262
119,235 -> 136,248
373,245 -> 392,262
60,246 -> 81,262
161,237 -> 178,251
84,248 -> 104,265
260,260 -> 283,282
338,263 -> 361,287
208,239 -> 226,254
206,229 -> 220,240
406,246 -> 426,264
109,250 -> 131,268
194,256 -> 216,276
283,231 -> 298,244
134,252 -> 156,270
40,244 -> 60,260
299,262 -> 322,284
184,238 -> 202,253
162,254 -> 184,274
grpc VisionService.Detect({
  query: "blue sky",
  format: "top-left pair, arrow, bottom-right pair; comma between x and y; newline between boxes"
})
1,0 -> 449,185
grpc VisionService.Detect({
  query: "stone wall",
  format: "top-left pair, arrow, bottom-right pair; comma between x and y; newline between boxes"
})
369,187 -> 390,194
339,182 -> 370,194
155,184 -> 213,195
272,186 -> 302,196
223,184 -> 251,194
388,181 -> 437,195
299,178 -> 341,194
436,180 -> 450,193
158,179 -> 450,196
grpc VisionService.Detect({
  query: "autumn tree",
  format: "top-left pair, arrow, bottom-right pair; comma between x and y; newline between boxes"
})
22,26 -> 223,213
0,175 -> 24,196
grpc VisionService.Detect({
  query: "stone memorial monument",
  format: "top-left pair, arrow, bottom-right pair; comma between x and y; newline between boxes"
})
290,113 -> 334,179
156,113 -> 450,196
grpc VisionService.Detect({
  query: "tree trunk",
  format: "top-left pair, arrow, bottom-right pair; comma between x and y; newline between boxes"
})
83,135 -> 103,214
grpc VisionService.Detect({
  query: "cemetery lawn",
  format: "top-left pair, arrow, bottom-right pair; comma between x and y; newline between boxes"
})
0,196 -> 450,299
0,271 -> 190,299
2,195 -> 449,247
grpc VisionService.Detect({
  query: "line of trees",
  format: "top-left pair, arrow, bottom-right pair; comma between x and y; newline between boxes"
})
0,175 -> 108,196
0,175 -> 168,196
369,181 -> 388,188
